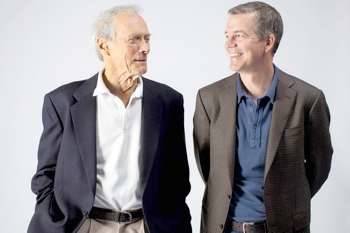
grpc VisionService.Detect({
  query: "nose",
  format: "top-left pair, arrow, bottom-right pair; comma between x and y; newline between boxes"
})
225,35 -> 237,48
140,39 -> 150,54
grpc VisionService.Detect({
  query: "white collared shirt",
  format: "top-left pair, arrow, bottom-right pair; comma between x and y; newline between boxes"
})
93,69 -> 143,211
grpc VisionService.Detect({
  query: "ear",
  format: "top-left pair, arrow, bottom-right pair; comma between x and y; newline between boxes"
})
264,33 -> 276,55
96,37 -> 110,57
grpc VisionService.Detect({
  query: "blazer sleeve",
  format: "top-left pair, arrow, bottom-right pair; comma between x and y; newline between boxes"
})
31,94 -> 62,200
193,90 -> 210,183
173,95 -> 191,196
167,94 -> 192,233
28,94 -> 64,232
305,91 -> 333,197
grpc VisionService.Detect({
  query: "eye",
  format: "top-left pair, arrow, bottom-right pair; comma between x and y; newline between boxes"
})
134,35 -> 142,41
128,36 -> 141,43
234,33 -> 242,39
128,38 -> 136,43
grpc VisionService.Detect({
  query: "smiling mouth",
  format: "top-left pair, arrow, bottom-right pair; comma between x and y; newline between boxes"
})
229,53 -> 242,58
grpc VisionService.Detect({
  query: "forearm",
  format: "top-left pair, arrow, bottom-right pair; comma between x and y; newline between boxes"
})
305,91 -> 333,196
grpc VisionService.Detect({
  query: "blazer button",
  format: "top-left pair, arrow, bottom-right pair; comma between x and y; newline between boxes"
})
219,224 -> 224,229
228,194 -> 231,199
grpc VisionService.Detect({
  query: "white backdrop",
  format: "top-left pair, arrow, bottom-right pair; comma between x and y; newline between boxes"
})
1,0 -> 349,232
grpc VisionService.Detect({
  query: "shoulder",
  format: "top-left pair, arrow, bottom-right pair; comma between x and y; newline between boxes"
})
46,80 -> 85,99
280,70 -> 324,102
143,77 -> 183,102
197,73 -> 238,99
198,73 -> 237,94
279,70 -> 330,116
195,74 -> 236,110
46,73 -> 97,99
43,73 -> 98,112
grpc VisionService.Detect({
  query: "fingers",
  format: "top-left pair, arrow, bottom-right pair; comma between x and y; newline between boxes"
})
118,56 -> 139,92
118,74 -> 138,93
125,54 -> 132,74
120,76 -> 137,92
119,69 -> 138,84
118,56 -> 138,92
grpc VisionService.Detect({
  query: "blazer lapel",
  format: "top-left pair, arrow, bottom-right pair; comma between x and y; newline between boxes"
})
70,75 -> 98,194
264,73 -> 296,181
139,78 -> 162,191
220,74 -> 238,189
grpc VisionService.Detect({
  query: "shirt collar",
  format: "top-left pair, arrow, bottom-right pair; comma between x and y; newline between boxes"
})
93,68 -> 109,96
265,66 -> 279,104
93,68 -> 143,99
236,65 -> 280,104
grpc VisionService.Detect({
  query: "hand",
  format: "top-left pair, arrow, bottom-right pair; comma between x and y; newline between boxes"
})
118,55 -> 139,92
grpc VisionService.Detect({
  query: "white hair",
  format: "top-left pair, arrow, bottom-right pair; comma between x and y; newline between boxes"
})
93,5 -> 141,61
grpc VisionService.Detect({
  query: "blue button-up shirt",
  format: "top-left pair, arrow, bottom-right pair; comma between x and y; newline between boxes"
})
229,67 -> 280,222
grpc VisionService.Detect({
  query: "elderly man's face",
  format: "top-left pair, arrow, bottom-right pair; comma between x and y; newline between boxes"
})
107,12 -> 150,76
224,13 -> 267,73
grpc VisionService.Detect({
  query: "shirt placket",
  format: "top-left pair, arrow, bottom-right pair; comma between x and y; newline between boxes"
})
248,99 -> 264,148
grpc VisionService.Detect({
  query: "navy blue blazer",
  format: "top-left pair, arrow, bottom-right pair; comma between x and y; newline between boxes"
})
28,74 -> 192,233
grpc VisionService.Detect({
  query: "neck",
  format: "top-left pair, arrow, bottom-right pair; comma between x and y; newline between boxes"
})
103,66 -> 136,107
103,64 -> 123,92
239,63 -> 274,99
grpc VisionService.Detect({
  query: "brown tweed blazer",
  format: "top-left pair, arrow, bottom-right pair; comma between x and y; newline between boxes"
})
193,70 -> 333,233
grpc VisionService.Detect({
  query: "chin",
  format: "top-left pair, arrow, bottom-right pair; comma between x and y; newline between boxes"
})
133,64 -> 147,75
140,65 -> 147,73
137,68 -> 147,75
229,64 -> 241,72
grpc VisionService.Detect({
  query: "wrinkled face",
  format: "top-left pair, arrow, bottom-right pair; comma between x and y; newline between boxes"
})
225,13 -> 268,73
107,12 -> 150,76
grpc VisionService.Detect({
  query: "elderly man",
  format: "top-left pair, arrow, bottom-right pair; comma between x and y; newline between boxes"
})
28,6 -> 191,233
193,2 -> 332,233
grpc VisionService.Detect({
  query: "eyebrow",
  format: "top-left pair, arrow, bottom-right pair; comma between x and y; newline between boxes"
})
128,33 -> 152,38
224,30 -> 246,34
